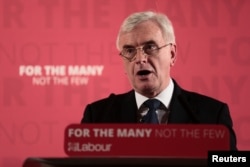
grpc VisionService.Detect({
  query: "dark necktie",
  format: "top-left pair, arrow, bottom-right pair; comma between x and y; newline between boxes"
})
141,99 -> 161,124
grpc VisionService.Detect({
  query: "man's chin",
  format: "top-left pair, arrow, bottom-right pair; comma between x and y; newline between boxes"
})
135,83 -> 158,96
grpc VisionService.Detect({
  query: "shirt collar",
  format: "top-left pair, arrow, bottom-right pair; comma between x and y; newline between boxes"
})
135,78 -> 174,109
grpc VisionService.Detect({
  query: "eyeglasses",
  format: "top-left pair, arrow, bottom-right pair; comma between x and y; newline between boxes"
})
119,43 -> 172,61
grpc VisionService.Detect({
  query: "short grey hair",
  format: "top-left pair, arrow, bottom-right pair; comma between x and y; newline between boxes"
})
116,11 -> 175,50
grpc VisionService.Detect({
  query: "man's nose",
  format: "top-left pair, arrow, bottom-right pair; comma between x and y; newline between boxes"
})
135,49 -> 147,64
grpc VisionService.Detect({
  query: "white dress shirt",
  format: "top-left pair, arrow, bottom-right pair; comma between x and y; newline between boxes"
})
135,79 -> 174,123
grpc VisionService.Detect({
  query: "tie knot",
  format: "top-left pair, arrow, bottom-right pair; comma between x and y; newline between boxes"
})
140,99 -> 161,124
143,99 -> 161,111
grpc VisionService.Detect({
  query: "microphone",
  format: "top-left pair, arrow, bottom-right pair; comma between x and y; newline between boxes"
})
178,94 -> 200,124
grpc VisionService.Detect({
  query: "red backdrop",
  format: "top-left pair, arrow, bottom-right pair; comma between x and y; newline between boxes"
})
0,0 -> 250,166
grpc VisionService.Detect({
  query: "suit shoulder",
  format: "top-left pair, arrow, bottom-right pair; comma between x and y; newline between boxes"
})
88,90 -> 134,107
81,90 -> 134,122
182,89 -> 227,106
178,89 -> 230,123
173,79 -> 227,108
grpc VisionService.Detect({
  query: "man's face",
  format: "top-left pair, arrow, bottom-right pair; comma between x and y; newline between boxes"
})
118,20 -> 176,97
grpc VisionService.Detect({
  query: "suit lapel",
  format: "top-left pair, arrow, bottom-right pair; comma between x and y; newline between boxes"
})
119,90 -> 138,123
168,81 -> 191,124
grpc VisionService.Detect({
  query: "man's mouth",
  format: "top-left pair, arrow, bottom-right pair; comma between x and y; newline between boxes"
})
137,70 -> 152,76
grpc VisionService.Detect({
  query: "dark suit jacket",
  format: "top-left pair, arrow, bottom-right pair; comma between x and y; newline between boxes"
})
81,80 -> 237,150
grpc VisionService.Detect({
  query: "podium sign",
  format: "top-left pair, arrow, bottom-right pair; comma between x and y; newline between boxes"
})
64,124 -> 230,158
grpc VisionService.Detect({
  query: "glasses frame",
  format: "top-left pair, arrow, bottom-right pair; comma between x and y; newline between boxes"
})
119,43 -> 173,61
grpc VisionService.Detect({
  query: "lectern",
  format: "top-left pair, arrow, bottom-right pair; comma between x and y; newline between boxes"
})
23,124 -> 230,167
23,157 -> 207,166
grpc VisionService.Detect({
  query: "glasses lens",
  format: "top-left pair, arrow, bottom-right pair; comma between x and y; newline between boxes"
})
143,44 -> 158,55
122,47 -> 136,59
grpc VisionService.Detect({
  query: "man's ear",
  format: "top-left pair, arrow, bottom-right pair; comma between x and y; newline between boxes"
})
170,44 -> 177,66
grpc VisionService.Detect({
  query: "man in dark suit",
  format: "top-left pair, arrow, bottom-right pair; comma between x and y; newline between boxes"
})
81,11 -> 237,150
